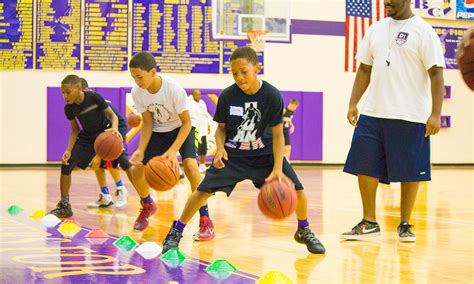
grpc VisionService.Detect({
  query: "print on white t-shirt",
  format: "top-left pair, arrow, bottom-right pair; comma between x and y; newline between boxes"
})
131,75 -> 188,133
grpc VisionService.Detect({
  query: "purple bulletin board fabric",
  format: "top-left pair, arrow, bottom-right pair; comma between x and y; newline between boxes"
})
47,87 -> 323,161
47,87 -> 126,161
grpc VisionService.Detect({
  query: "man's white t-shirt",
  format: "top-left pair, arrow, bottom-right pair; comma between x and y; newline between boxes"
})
131,75 -> 188,132
187,96 -> 211,137
356,15 -> 445,124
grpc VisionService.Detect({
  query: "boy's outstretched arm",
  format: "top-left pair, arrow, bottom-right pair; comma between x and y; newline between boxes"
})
213,123 -> 228,169
266,123 -> 287,183
130,110 -> 153,165
161,110 -> 192,170
63,119 -> 80,164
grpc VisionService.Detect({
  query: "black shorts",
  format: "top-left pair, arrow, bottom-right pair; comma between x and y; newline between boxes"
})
68,132 -> 97,170
283,128 -> 291,146
197,136 -> 208,156
69,130 -> 130,171
143,127 -> 197,164
198,154 -> 303,196
99,125 -> 131,170
99,151 -> 131,171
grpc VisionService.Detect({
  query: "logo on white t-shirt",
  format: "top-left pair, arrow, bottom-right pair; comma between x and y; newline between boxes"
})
396,32 -> 409,45
149,103 -> 172,123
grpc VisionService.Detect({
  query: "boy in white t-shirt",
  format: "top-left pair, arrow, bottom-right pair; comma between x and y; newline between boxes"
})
127,52 -> 215,241
188,89 -> 213,172
341,0 -> 445,242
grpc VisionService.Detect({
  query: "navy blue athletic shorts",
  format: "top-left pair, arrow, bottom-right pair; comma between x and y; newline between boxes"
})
343,115 -> 431,184
143,127 -> 197,164
283,128 -> 291,146
198,155 -> 303,196
197,136 -> 208,156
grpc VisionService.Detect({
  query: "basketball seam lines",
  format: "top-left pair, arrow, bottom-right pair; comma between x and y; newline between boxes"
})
274,184 -> 286,218
148,161 -> 173,188
259,189 -> 273,217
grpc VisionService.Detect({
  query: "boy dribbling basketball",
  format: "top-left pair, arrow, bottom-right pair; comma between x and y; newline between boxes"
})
50,75 -> 133,218
80,78 -> 130,209
162,47 -> 325,254
128,52 -> 214,238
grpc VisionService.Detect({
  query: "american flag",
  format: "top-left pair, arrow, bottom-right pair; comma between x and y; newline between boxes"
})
345,0 -> 386,72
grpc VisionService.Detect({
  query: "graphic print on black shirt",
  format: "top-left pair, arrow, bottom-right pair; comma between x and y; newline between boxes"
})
214,81 -> 283,157
233,102 -> 262,144
64,91 -> 111,136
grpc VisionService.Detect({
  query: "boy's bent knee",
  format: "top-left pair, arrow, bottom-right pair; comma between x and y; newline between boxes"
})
193,190 -> 212,200
131,165 -> 144,175
296,190 -> 306,197
61,164 -> 74,175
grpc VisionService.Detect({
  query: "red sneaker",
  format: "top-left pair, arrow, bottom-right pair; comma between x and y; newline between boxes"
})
192,216 -> 215,241
133,201 -> 157,231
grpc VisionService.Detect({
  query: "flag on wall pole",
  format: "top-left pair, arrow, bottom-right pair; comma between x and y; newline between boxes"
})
345,0 -> 386,72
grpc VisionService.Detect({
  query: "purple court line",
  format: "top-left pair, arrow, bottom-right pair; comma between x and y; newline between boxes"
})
291,20 -> 346,37
1,207 -> 260,283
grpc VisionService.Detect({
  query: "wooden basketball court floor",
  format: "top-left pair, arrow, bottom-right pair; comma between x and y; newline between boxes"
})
0,166 -> 473,283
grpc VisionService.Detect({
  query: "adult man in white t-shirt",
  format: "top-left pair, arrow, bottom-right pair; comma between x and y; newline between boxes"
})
188,89 -> 213,173
341,0 -> 445,242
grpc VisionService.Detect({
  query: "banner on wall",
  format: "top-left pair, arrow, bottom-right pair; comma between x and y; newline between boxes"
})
36,0 -> 81,70
434,26 -> 466,69
83,0 -> 129,71
0,0 -> 34,70
132,0 -> 220,74
456,0 -> 474,19
412,0 -> 456,20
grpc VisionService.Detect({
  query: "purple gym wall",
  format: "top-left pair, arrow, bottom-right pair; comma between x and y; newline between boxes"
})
47,87 -> 322,161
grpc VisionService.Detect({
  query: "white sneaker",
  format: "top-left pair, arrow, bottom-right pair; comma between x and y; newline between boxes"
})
87,194 -> 114,208
115,187 -> 128,208
198,164 -> 207,173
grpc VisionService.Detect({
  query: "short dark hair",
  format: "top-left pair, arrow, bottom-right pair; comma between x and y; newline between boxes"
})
61,74 -> 81,86
290,98 -> 299,105
129,51 -> 156,71
229,46 -> 259,65
80,77 -> 89,89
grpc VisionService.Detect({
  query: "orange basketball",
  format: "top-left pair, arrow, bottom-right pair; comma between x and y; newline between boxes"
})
93,132 -> 123,161
127,113 -> 142,128
458,38 -> 474,90
145,156 -> 180,191
257,179 -> 297,219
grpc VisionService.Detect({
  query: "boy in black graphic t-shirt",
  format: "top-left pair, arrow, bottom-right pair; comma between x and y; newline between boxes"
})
162,47 -> 325,254
50,75 -> 134,218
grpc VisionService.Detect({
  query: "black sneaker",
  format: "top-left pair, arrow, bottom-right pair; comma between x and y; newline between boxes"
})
50,200 -> 73,218
340,219 -> 381,240
398,221 -> 416,242
162,222 -> 183,254
294,227 -> 326,254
